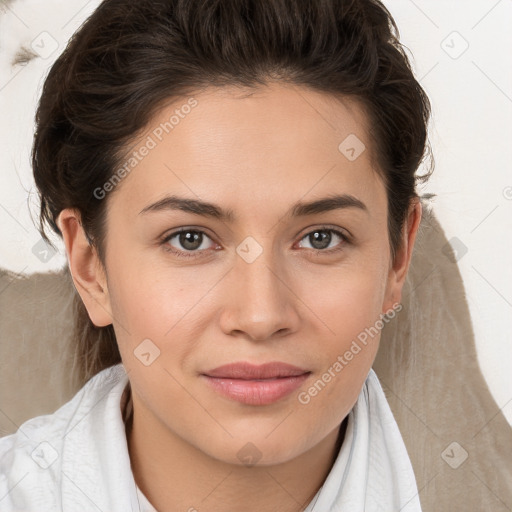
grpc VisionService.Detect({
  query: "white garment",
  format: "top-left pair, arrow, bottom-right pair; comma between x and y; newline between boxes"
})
0,363 -> 422,511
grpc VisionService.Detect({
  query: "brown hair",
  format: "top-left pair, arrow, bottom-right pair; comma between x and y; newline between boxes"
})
32,0 -> 433,386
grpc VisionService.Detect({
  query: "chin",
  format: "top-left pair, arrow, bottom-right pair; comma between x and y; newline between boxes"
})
197,430 -> 313,468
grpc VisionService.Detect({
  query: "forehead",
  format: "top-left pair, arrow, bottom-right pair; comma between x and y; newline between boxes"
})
108,83 -> 385,220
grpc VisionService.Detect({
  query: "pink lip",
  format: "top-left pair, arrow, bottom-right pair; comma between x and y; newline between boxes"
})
201,362 -> 311,405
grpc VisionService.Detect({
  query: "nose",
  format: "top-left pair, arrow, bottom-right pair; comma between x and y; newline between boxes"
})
218,249 -> 301,342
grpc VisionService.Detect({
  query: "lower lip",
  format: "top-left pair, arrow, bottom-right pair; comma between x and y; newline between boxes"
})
202,373 -> 311,405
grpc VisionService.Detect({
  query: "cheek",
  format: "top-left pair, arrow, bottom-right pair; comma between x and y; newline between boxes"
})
107,250 -> 200,327
299,256 -> 388,339
106,258 -> 221,368
297,272 -> 384,426
296,256 -> 387,392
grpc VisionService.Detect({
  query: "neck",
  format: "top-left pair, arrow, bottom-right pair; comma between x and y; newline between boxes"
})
125,395 -> 347,512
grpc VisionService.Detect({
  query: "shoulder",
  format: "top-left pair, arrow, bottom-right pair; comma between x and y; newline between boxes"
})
0,363 -> 128,511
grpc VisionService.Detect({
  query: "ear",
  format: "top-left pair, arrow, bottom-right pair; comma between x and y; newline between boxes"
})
57,208 -> 113,327
382,198 -> 422,313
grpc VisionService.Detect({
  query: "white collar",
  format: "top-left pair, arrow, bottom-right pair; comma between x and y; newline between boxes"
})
0,364 -> 421,511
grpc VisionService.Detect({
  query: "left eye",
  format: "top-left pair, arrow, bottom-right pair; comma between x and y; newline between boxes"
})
165,230 -> 216,252
297,229 -> 347,251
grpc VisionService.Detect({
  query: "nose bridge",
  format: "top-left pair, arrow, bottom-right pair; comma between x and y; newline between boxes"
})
239,249 -> 281,303
221,237 -> 299,340
237,240 -> 284,309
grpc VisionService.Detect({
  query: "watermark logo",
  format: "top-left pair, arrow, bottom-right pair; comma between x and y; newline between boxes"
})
441,31 -> 469,60
442,236 -> 468,263
338,133 -> 366,162
236,236 -> 264,264
31,32 -> 59,59
93,97 -> 198,200
31,441 -> 58,469
32,238 -> 57,263
237,442 -> 262,467
441,441 -> 468,469
298,303 -> 402,405
134,338 -> 161,366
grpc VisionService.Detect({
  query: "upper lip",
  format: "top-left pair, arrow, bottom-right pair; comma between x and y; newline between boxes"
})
203,362 -> 310,380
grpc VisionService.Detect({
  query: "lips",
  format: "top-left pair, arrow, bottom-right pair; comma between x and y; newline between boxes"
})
204,362 -> 309,380
201,362 -> 311,405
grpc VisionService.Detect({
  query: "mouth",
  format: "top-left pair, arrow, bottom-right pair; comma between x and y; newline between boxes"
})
201,362 -> 311,405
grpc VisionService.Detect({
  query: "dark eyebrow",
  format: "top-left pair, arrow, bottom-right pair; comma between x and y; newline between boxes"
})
139,193 -> 368,221
139,195 -> 236,221
291,194 -> 368,217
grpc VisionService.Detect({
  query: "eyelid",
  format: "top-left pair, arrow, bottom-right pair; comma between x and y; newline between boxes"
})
296,224 -> 352,243
160,226 -> 216,243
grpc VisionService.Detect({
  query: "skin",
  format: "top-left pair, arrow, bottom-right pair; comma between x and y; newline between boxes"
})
57,82 -> 421,512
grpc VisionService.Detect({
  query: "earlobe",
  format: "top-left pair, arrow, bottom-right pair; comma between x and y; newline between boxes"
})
57,208 -> 113,327
382,198 -> 422,312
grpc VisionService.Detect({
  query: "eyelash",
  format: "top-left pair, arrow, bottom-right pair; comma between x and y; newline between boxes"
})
160,226 -> 351,259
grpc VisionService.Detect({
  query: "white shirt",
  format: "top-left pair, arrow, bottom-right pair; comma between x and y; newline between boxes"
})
0,363 -> 422,511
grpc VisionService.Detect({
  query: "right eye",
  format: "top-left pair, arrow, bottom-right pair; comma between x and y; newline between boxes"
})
161,228 -> 220,258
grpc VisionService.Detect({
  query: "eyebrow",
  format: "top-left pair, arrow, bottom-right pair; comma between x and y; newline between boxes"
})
139,193 -> 368,221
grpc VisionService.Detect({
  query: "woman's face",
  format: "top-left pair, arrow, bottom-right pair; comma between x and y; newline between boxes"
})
68,83 -> 418,466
